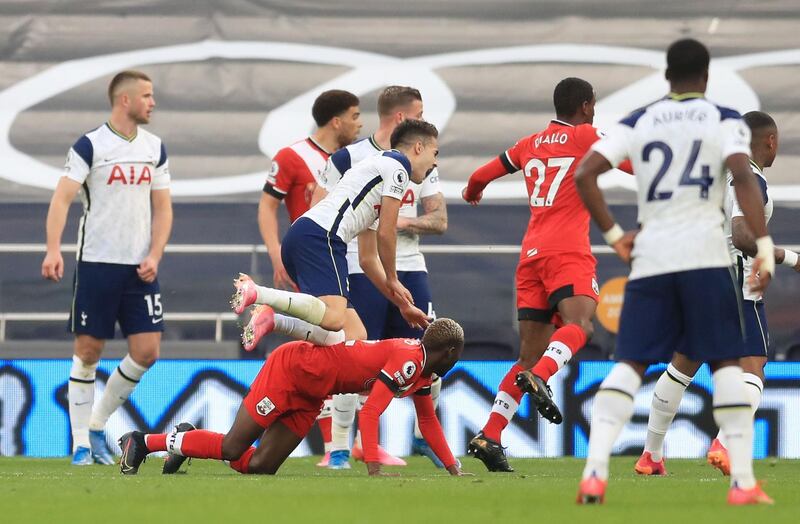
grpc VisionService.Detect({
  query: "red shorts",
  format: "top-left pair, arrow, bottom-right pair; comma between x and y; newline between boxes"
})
516,251 -> 598,323
242,341 -> 325,438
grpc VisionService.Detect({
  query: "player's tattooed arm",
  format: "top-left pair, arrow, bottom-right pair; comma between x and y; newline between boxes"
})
397,192 -> 447,235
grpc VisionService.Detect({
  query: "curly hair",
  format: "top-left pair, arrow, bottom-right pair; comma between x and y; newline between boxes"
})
421,318 -> 464,350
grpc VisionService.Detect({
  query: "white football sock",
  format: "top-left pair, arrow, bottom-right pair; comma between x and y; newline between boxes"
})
414,375 -> 442,439
69,355 -> 98,450
582,363 -> 641,481
273,314 -> 345,345
712,366 -> 756,489
89,354 -> 149,431
644,363 -> 694,461
317,398 -> 333,452
716,372 -> 763,448
255,286 -> 326,325
331,393 -> 358,452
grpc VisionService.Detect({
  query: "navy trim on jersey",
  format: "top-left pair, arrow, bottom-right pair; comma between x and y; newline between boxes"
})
352,175 -> 383,209
330,199 -> 351,236
368,135 -> 384,151
77,181 -> 90,262
330,148 -> 352,176
755,173 -> 769,205
262,182 -> 286,200
714,104 -> 742,121
157,142 -> 168,167
72,135 -> 94,167
619,107 -> 648,128
382,150 -> 412,174
499,153 -> 517,173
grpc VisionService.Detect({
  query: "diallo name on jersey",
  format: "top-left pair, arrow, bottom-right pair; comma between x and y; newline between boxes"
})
535,132 -> 569,148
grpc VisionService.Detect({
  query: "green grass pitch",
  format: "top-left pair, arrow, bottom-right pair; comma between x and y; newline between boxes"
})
1,457 -> 797,523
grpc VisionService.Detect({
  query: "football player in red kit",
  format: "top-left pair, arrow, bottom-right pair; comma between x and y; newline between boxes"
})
462,78 -> 631,472
117,318 -> 468,477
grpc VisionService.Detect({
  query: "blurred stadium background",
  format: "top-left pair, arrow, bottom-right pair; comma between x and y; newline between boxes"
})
1,1 -> 799,459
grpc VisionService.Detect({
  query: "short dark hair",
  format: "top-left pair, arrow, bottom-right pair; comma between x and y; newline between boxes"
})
312,90 -> 360,127
666,39 -> 710,82
390,119 -> 438,149
553,77 -> 594,118
743,111 -> 777,134
378,86 -> 422,117
108,70 -> 151,106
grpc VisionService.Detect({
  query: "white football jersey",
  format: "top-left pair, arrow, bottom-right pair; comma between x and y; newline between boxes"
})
320,136 -> 442,273
64,123 -> 170,265
724,160 -> 773,301
592,94 -> 751,280
303,150 -> 411,243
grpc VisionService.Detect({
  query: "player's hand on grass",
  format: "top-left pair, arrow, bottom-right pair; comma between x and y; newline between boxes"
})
367,462 -> 400,477
461,186 -> 482,206
749,258 -> 772,293
612,230 -> 637,264
446,464 -> 474,476
41,250 -> 64,282
400,303 -> 431,330
137,255 -> 159,283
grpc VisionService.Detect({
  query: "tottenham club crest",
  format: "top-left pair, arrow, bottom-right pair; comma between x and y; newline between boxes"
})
256,396 -> 275,416
402,361 -> 417,379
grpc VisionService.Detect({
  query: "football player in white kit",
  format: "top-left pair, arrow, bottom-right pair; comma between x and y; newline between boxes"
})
634,111 -> 800,477
230,117 -> 436,351
41,70 -> 173,466
313,86 -> 448,469
573,39 -> 774,505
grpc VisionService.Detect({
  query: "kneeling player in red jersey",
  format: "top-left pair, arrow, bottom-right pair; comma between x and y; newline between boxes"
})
462,78 -> 631,472
117,318 -> 469,476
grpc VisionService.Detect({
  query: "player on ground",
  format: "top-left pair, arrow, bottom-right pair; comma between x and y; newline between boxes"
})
258,89 -> 361,466
574,39 -> 774,505
634,111 -> 800,477
231,118 -> 437,349
462,78 -> 629,472
41,70 -> 172,466
117,319 -> 469,477
314,86 -> 449,468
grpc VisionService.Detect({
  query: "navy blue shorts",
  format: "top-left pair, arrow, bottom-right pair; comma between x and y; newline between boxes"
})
281,217 -> 349,298
69,261 -> 164,339
741,300 -> 769,357
349,271 -> 434,339
615,267 -> 745,364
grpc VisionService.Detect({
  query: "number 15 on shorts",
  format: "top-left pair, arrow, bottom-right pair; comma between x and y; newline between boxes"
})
144,293 -> 163,321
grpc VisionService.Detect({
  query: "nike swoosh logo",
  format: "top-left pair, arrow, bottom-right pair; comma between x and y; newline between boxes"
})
152,317 -> 163,324
74,401 -> 90,406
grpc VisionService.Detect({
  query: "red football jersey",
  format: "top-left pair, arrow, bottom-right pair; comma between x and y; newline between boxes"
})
263,137 -> 330,222
504,120 -> 602,256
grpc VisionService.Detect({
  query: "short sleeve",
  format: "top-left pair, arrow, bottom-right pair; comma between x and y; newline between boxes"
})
152,142 -> 170,190
720,117 -> 752,161
590,122 -> 634,167
419,167 -> 441,198
380,157 -> 410,201
376,342 -> 424,395
64,135 -> 93,184
266,148 -> 303,196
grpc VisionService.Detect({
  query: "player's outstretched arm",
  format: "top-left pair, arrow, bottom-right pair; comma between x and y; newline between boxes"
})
728,153 -> 774,290
462,156 -> 514,205
377,196 -> 412,303
358,380 -> 400,477
412,394 -> 470,476
398,192 -> 447,235
42,177 -> 82,282
575,151 -> 635,263
138,188 -> 172,283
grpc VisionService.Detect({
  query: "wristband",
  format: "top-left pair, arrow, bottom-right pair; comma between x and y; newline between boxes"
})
782,250 -> 799,267
755,236 -> 776,276
603,224 -> 625,245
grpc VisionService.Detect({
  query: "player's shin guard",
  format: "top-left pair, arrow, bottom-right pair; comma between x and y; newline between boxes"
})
414,375 -> 442,439
643,363 -> 693,462
531,324 -> 587,382
482,364 -> 524,442
255,286 -> 327,325
582,363 -> 640,481
90,354 -> 149,431
717,373 -> 763,448
69,355 -> 98,450
273,314 -> 345,345
712,366 -> 756,489
331,393 -> 358,451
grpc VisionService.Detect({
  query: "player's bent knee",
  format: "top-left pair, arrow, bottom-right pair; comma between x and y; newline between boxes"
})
220,436 -> 251,462
246,455 -> 279,475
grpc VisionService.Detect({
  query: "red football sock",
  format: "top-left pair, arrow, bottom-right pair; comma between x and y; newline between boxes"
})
229,447 -> 256,474
144,434 -> 167,452
531,323 -> 587,382
174,430 -> 224,459
318,416 -> 332,446
482,363 -> 525,442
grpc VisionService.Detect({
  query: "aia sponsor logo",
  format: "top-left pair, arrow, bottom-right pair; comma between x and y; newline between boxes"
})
107,165 -> 152,185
